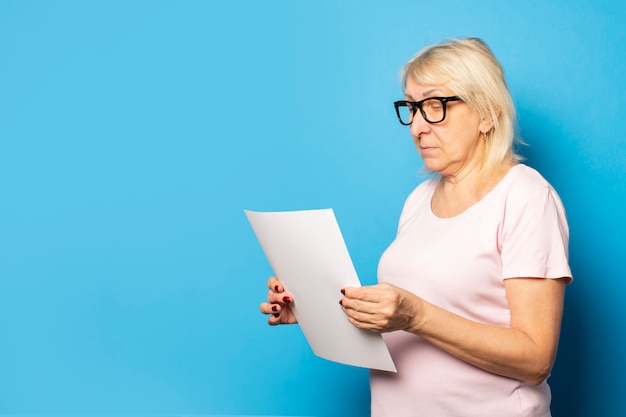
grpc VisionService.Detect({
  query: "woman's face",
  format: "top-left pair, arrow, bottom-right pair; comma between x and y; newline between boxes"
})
404,77 -> 489,179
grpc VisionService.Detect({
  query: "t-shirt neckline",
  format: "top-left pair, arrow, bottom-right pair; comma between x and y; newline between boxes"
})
428,164 -> 524,220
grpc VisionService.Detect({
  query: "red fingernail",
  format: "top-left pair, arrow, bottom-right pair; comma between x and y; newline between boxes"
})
272,305 -> 278,312
273,313 -> 280,318
283,296 -> 292,304
339,299 -> 343,306
341,288 -> 345,295
274,285 -> 279,292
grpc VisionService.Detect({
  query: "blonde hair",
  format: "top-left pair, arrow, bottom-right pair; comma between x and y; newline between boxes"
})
401,38 -> 523,178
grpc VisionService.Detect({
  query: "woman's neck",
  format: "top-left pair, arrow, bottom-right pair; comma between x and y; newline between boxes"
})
432,162 -> 515,218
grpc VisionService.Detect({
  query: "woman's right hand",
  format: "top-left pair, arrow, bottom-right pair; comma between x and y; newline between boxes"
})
260,276 -> 298,325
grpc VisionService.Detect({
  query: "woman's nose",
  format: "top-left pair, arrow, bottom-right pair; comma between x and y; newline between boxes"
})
410,111 -> 430,137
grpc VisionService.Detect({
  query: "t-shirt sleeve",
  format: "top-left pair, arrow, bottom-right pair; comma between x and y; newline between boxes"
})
500,186 -> 573,282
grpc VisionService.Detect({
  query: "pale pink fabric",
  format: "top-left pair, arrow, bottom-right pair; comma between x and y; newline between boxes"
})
372,164 -> 572,417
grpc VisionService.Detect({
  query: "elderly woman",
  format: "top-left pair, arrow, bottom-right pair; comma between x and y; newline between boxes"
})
260,38 -> 572,416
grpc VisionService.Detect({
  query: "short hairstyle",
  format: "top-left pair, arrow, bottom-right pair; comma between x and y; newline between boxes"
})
401,38 -> 523,177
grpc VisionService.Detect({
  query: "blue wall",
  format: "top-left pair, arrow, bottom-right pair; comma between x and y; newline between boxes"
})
1,1 -> 624,416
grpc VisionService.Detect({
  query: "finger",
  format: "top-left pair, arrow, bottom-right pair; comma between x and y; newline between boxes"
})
267,288 -> 294,305
341,286 -> 374,301
267,307 -> 296,325
343,308 -> 382,332
340,296 -> 377,314
342,284 -> 389,303
267,276 -> 284,293
267,312 -> 282,326
260,302 -> 281,315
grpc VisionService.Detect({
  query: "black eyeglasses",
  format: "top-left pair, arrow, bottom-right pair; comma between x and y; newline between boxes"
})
394,96 -> 462,125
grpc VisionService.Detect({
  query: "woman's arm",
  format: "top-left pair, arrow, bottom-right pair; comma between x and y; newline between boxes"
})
340,277 -> 567,385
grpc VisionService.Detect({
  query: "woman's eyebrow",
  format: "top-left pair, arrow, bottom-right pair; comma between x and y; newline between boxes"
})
422,88 -> 444,97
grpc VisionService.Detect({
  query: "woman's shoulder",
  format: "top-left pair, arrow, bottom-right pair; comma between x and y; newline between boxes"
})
399,177 -> 438,214
500,164 -> 554,195
495,164 -> 563,210
406,176 -> 438,201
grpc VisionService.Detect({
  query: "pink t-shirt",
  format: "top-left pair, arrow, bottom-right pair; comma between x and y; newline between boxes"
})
372,164 -> 572,417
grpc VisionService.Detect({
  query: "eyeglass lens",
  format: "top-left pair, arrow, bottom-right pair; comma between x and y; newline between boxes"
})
398,98 -> 447,124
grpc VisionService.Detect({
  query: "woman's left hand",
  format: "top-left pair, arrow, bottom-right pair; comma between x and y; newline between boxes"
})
340,283 -> 422,333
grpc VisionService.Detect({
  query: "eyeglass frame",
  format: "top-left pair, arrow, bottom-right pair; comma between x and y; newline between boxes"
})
393,96 -> 463,125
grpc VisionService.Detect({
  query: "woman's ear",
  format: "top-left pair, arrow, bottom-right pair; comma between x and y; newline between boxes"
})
479,119 -> 494,135
479,107 -> 499,134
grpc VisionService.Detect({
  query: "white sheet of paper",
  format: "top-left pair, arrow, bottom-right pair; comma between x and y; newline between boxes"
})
245,208 -> 396,372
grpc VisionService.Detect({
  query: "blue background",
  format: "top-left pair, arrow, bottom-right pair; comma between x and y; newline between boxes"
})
1,1 -> 625,416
